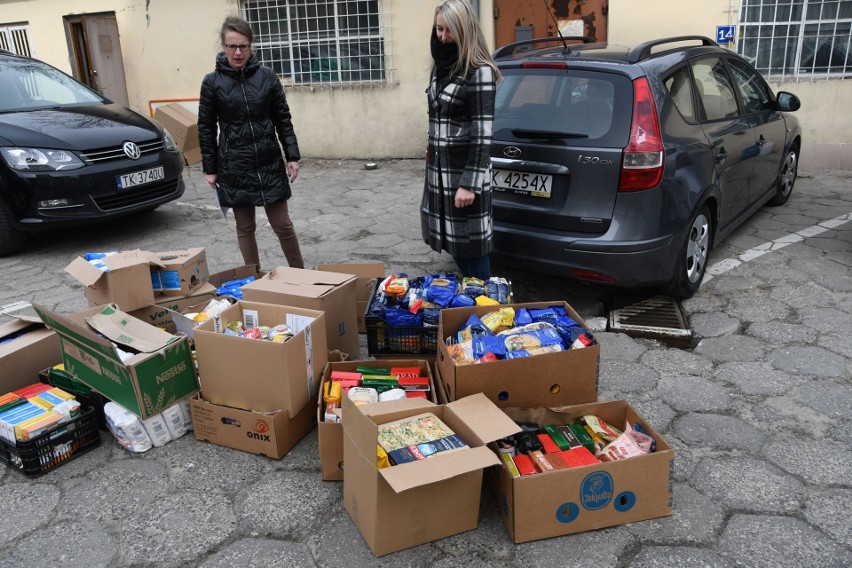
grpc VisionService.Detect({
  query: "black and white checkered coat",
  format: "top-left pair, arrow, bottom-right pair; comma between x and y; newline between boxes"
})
421,64 -> 496,259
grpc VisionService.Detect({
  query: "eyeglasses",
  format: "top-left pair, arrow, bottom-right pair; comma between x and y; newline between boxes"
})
224,44 -> 251,53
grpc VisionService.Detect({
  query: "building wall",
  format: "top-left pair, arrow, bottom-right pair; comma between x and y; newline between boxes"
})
608,0 -> 852,169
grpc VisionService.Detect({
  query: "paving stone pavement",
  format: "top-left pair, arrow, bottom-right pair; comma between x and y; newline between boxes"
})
0,160 -> 850,567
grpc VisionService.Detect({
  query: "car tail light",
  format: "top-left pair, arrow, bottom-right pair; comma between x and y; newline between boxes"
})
569,268 -> 616,283
618,77 -> 663,192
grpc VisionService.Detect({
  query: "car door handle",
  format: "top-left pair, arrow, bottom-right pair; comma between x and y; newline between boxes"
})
756,135 -> 766,147
715,147 -> 728,164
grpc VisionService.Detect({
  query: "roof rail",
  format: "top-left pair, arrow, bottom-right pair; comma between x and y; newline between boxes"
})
493,36 -> 595,59
627,36 -> 717,63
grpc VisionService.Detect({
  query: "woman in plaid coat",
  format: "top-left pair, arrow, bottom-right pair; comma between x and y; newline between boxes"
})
421,0 -> 500,280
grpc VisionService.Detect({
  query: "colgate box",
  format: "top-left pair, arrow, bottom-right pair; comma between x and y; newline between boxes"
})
317,359 -> 437,481
343,392 -> 521,556
437,302 -> 600,407
490,400 -> 674,543
32,304 -> 198,419
192,300 -> 328,416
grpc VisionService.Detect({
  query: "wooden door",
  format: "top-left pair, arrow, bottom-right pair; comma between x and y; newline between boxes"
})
66,13 -> 129,107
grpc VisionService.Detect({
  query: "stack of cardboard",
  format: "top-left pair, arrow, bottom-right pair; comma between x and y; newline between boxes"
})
153,103 -> 201,165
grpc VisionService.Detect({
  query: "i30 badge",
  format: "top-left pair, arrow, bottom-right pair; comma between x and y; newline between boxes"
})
123,141 -> 141,160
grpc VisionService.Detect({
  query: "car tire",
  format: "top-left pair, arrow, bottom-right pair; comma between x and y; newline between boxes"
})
0,203 -> 27,256
767,145 -> 798,206
667,204 -> 711,299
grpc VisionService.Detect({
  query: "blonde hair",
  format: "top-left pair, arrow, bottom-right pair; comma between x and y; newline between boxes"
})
434,0 -> 500,79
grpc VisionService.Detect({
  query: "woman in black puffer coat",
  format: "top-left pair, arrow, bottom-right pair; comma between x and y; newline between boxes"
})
198,16 -> 304,269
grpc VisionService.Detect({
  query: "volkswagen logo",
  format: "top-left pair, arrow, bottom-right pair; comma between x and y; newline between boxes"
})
123,141 -> 141,160
503,146 -> 522,158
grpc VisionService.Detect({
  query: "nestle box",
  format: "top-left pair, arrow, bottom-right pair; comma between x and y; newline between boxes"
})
316,263 -> 384,334
437,302 -> 600,408
192,300 -> 328,415
32,304 -> 198,419
65,250 -> 157,312
317,358 -> 436,481
153,103 -> 201,165
149,248 -> 209,297
242,267 -> 359,357
0,315 -> 62,393
342,392 -> 521,556
491,400 -> 674,543
128,284 -> 218,333
189,393 -> 315,459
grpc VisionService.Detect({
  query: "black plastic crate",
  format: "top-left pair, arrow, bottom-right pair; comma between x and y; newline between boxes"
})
365,282 -> 438,356
0,405 -> 102,477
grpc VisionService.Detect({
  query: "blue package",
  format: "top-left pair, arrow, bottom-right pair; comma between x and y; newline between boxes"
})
472,334 -> 507,360
449,293 -> 476,308
385,307 -> 423,327
514,308 -> 533,327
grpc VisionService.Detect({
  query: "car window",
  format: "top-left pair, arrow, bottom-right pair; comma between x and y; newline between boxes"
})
726,57 -> 775,114
0,58 -> 103,112
690,57 -> 740,121
664,66 -> 697,122
494,69 -> 628,145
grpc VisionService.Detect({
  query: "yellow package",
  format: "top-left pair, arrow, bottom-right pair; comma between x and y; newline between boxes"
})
475,295 -> 499,306
377,445 -> 391,469
481,307 -> 515,333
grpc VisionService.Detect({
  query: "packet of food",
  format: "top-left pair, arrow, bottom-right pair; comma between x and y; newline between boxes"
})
581,415 -> 623,442
596,423 -> 653,462
447,341 -> 475,365
480,306 -> 515,333
502,328 -> 563,352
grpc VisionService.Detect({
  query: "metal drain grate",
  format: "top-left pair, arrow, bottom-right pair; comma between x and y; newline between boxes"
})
608,295 -> 693,348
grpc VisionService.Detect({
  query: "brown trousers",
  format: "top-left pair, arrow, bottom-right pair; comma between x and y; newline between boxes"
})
233,199 -> 304,270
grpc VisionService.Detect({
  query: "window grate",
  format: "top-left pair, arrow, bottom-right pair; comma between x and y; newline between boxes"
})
242,0 -> 395,88
0,23 -> 32,57
738,0 -> 852,81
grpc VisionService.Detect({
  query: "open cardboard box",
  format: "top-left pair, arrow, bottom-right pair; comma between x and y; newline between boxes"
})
242,267 -> 359,357
437,301 -> 600,407
0,315 -> 62,393
128,283 -> 217,333
33,304 -> 198,419
192,300 -> 328,415
490,400 -> 674,543
342,392 -> 521,556
317,358 -> 436,481
149,248 -> 209,297
153,102 -> 201,165
189,392 -> 315,459
315,262 -> 384,334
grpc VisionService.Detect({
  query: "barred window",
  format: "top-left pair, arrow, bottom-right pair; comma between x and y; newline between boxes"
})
0,23 -> 32,57
738,0 -> 852,80
243,0 -> 392,87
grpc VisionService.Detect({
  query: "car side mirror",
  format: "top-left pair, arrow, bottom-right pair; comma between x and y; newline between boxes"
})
777,91 -> 801,112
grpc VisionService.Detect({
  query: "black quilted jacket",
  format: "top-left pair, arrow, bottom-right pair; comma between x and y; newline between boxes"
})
198,53 -> 300,207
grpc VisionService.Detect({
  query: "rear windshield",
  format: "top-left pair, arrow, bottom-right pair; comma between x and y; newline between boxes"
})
0,57 -> 105,113
494,68 -> 632,147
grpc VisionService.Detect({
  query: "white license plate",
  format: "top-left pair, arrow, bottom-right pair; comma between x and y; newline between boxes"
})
491,169 -> 553,197
116,166 -> 165,189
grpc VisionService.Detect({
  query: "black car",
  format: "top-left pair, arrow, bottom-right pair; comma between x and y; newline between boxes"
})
0,50 -> 185,255
490,36 -> 802,298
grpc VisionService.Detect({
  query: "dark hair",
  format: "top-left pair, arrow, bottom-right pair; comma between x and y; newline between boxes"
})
220,16 -> 253,44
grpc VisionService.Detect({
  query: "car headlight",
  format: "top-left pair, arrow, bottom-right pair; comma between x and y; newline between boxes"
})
162,130 -> 178,151
0,147 -> 85,171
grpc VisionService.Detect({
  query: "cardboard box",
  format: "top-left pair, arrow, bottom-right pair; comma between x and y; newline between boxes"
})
316,262 -> 384,334
65,250 -> 157,312
32,304 -> 198,419
317,358 -> 437,481
242,267 -> 359,358
342,392 -> 521,556
490,400 -> 674,543
149,248 -> 209,297
128,284 -> 218,333
153,103 -> 201,165
192,300 -> 328,415
207,264 -> 265,288
189,393 -> 315,459
0,315 -> 62,393
437,302 -> 600,408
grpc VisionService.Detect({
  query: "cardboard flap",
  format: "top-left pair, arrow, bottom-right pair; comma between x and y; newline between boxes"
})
446,393 -> 523,445
359,397 -> 436,418
148,247 -> 204,265
316,262 -> 385,279
379,446 -> 499,493
266,266 -> 354,287
85,305 -> 178,352
247,278 -> 335,297
32,304 -> 115,352
102,250 -> 157,270
64,256 -> 108,286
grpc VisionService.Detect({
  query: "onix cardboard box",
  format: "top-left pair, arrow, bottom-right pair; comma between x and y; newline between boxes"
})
490,400 -> 674,543
316,262 -> 384,334
317,358 -> 436,481
437,301 -> 600,408
0,315 -> 62,393
342,392 -> 521,556
65,249 -> 157,312
242,267 -> 359,357
192,300 -> 328,415
32,304 -> 198,419
149,248 -> 209,297
153,102 -> 201,165
189,392 -> 315,459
